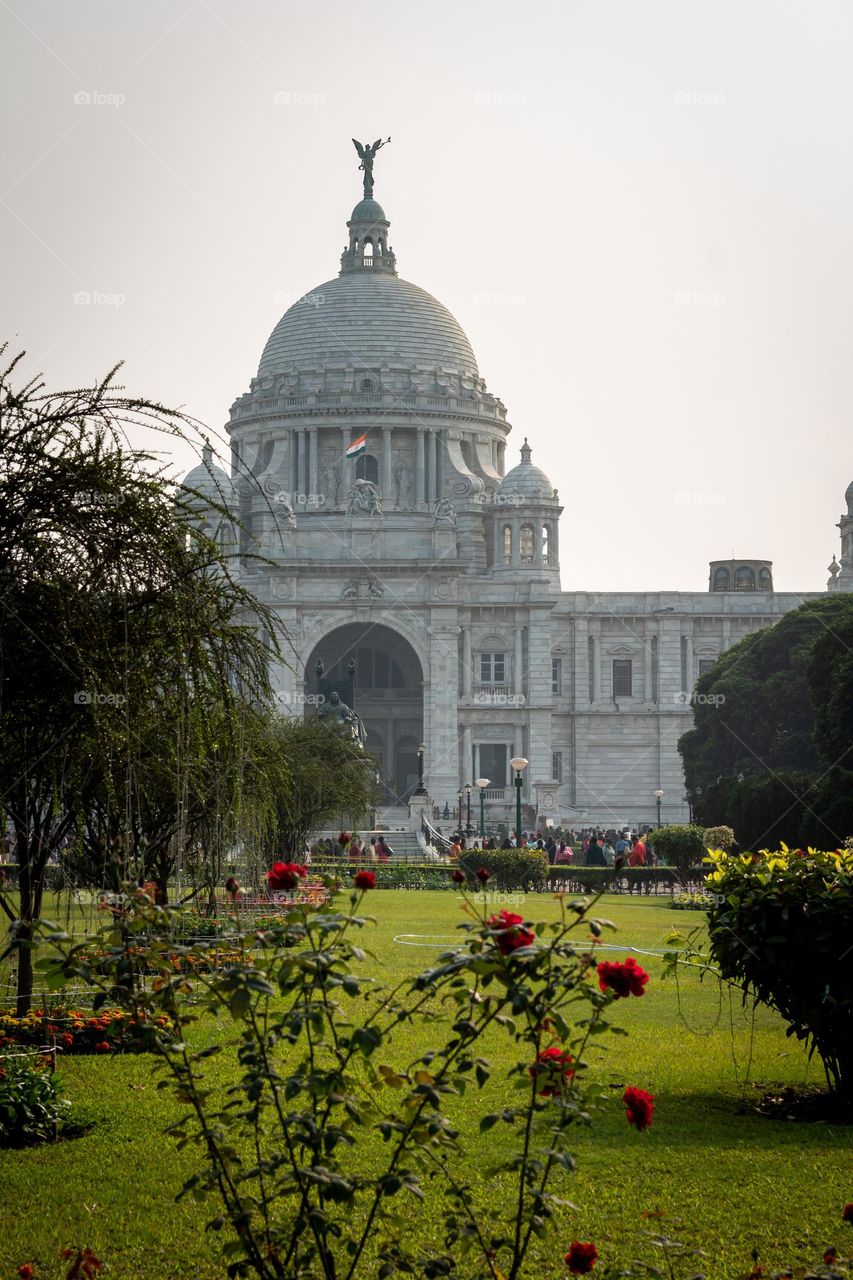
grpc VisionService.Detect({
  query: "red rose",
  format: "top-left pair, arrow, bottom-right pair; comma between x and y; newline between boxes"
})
267,862 -> 305,891
487,910 -> 535,955
623,1085 -> 654,1130
95,1041 -> 111,1052
62,1033 -> 74,1047
338,831 -> 351,848
354,871 -> 376,890
597,957 -> 649,999
451,869 -> 465,883
530,1046 -> 574,1095
476,867 -> 490,883
843,1203 -> 853,1224
17,1265 -> 34,1279
565,1242 -> 598,1274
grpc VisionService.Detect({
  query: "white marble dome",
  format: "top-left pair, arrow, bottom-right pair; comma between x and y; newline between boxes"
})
181,445 -> 233,503
258,272 -> 479,378
499,439 -> 556,503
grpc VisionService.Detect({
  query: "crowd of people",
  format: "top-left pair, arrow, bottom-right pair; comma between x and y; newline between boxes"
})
446,828 -> 655,866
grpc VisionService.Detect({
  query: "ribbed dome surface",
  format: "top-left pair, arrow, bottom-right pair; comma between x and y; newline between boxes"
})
349,198 -> 387,224
258,272 -> 479,376
500,443 -> 555,502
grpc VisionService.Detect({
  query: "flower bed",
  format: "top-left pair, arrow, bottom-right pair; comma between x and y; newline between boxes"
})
0,1007 -> 174,1054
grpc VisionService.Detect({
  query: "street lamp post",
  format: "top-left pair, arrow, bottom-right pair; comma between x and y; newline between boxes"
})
510,757 -> 529,847
414,743 -> 426,796
654,788 -> 664,828
475,777 -> 490,839
347,658 -> 356,710
457,788 -> 464,829
464,783 -> 473,836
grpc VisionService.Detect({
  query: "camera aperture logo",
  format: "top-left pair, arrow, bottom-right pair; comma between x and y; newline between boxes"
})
674,691 -> 725,708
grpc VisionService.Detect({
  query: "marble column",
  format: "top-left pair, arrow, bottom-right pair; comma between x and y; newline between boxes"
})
684,628 -> 694,695
644,628 -> 653,702
416,429 -> 426,506
514,626 -> 524,696
592,630 -> 602,702
463,625 -> 473,696
297,430 -> 306,499
384,719 -> 394,790
383,427 -> 392,502
340,427 -> 349,498
308,428 -> 318,498
462,726 -> 473,785
433,431 -> 442,500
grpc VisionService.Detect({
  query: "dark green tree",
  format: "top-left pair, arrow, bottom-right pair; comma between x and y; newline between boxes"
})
0,346 -> 284,1010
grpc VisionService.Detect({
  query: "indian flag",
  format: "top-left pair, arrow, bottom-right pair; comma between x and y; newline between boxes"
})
346,434 -> 367,459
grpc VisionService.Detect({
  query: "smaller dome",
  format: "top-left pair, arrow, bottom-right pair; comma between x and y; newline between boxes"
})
182,445 -> 233,504
845,479 -> 853,512
349,198 -> 387,225
499,439 -> 556,503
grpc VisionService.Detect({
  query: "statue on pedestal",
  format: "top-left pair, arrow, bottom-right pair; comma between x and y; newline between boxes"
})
352,136 -> 391,199
318,689 -> 366,749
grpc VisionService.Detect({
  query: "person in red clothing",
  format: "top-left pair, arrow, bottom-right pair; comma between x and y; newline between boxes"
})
628,837 -> 647,867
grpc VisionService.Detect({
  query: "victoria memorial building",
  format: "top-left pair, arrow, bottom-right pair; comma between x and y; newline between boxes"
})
184,145 -> 853,830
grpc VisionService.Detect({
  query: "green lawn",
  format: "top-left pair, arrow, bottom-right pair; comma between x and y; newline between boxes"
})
2,891 -> 850,1279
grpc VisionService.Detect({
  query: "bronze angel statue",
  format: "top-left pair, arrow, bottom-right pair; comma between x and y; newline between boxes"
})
352,137 -> 390,199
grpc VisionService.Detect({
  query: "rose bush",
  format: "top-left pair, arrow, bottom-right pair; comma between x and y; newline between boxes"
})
34,877 -> 655,1280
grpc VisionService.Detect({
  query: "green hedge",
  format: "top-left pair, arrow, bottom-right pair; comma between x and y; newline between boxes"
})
458,848 -> 549,892
544,866 -> 709,894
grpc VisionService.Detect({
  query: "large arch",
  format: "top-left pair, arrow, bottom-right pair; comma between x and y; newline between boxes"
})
305,622 -> 424,805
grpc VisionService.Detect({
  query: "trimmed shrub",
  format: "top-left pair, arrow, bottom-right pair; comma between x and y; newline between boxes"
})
705,846 -> 853,1098
0,1056 -> 70,1147
702,825 -> 735,852
458,847 -> 549,892
647,824 -> 706,883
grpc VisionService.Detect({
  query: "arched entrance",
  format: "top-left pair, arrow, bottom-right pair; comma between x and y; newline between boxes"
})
306,623 -> 424,804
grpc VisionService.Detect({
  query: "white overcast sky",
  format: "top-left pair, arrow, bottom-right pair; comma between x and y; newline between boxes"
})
2,0 -> 852,592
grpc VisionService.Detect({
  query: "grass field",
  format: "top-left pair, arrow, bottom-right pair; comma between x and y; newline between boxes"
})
2,890 -> 850,1280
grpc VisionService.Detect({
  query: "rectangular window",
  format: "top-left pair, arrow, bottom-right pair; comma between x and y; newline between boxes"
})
478,744 -> 507,788
551,657 -> 562,695
698,658 -> 716,677
613,658 -> 633,697
588,636 -> 595,701
479,653 -> 506,684
552,751 -> 563,783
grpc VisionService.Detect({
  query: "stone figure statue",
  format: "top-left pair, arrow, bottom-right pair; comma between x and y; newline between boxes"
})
393,460 -> 413,509
347,478 -> 383,516
318,689 -> 366,748
275,491 -> 296,528
322,464 -> 340,508
352,137 -> 391,199
433,497 -> 456,525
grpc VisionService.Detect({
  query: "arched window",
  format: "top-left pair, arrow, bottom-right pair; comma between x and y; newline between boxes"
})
712,567 -> 730,591
541,524 -> 550,566
356,454 -> 379,484
520,524 -> 535,565
735,565 -> 755,591
363,239 -> 374,266
502,524 -> 513,565
359,377 -> 374,392
758,567 -> 772,590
